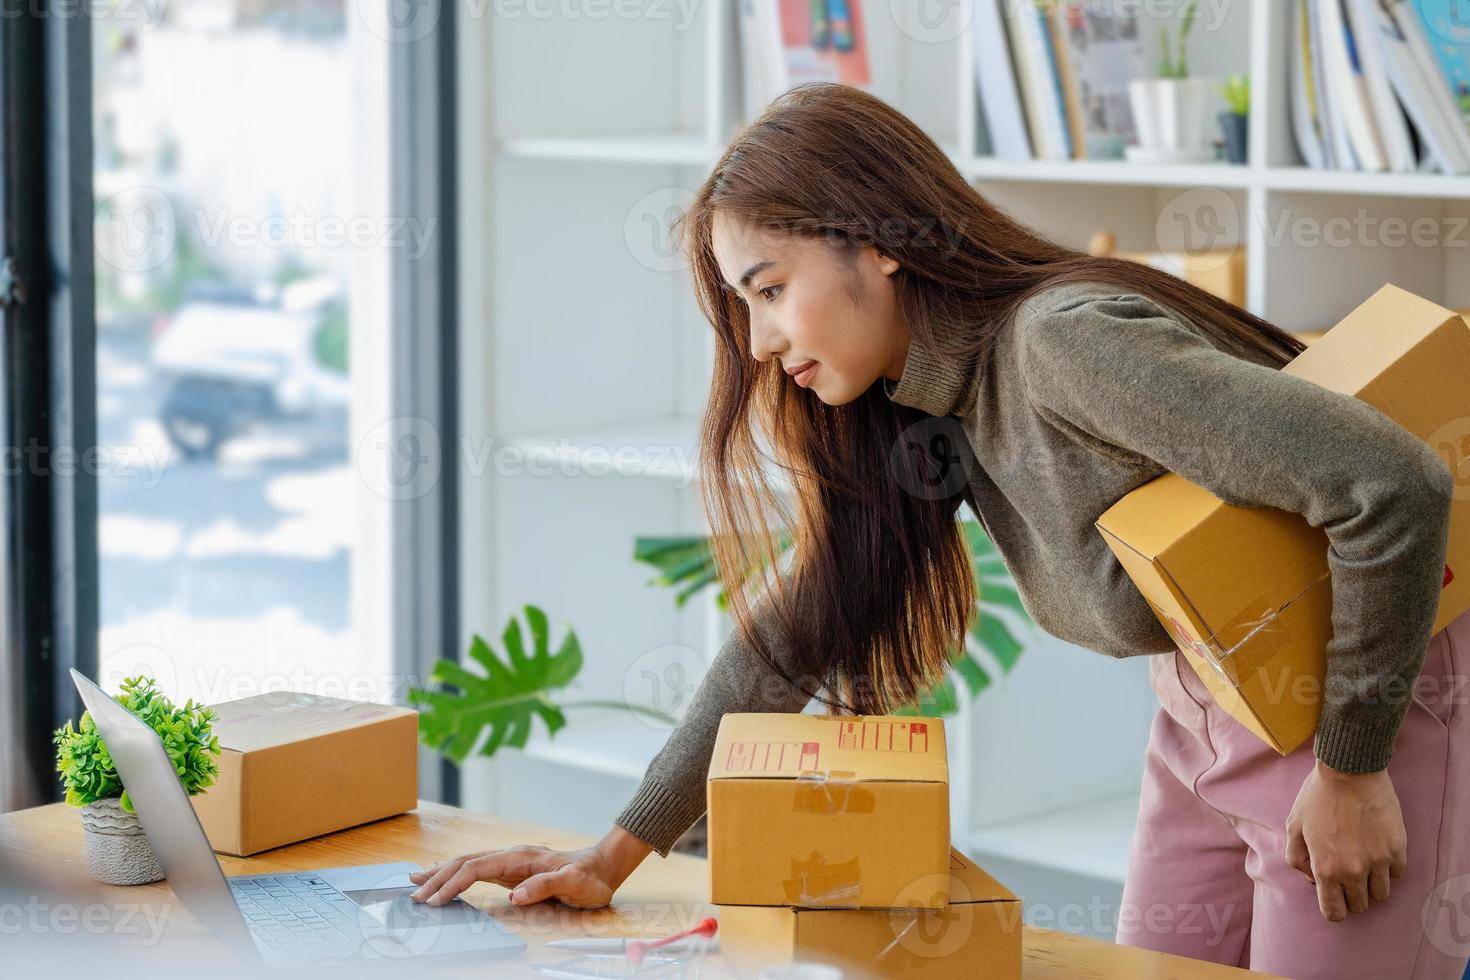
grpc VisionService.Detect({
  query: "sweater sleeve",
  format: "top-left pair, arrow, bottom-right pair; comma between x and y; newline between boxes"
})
1014,287 -> 1455,774
612,583 -> 818,857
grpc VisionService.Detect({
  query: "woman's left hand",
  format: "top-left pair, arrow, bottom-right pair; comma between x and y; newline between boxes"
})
1285,759 -> 1408,922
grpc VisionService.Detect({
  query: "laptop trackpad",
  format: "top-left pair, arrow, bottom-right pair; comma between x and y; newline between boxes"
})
339,886 -> 526,958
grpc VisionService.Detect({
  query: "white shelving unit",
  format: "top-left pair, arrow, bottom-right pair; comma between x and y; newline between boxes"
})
455,0 -> 1470,920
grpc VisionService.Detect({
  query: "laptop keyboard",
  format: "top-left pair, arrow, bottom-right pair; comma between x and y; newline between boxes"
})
229,872 -> 366,961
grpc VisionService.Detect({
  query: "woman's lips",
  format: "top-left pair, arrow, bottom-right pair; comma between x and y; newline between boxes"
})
789,361 -> 818,387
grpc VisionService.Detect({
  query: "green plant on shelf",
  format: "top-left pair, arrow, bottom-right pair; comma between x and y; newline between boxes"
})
634,519 -> 1032,718
1221,73 -> 1250,116
1157,0 -> 1199,80
53,676 -> 221,812
411,604 -> 680,763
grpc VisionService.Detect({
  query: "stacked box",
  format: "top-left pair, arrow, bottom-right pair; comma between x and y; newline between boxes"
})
707,713 -> 1021,977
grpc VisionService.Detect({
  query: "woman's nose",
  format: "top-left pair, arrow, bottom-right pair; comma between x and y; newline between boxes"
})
749,316 -> 784,364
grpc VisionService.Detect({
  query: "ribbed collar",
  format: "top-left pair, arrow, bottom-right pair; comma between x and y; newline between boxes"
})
881,323 -> 983,419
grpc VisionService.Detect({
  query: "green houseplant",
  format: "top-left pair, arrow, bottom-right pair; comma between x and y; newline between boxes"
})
1218,73 -> 1250,165
634,518 -> 1031,716
410,604 -> 679,763
53,675 -> 221,884
1125,0 -> 1219,164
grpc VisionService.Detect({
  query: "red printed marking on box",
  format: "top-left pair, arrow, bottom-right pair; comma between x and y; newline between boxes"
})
725,740 -> 821,773
836,720 -> 930,752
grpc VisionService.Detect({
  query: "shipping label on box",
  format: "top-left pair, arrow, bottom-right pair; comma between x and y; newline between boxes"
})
719,847 -> 1021,979
1097,284 -> 1470,754
707,712 -> 950,910
190,691 -> 419,856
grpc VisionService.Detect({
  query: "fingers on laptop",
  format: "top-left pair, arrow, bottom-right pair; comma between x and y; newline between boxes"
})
409,847 -> 556,906
510,865 -> 608,910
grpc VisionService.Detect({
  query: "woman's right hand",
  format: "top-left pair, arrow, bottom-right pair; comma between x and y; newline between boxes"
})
407,825 -> 653,909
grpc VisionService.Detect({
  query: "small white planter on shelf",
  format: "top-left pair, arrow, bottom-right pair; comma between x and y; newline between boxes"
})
80,797 -> 165,885
1125,77 -> 1220,164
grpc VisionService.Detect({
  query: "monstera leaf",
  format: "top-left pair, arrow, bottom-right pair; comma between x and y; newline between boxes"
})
410,605 -> 584,764
635,519 -> 1031,717
633,531 -> 793,610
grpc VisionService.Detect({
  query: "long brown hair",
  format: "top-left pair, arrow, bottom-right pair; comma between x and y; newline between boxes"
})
674,81 -> 1306,716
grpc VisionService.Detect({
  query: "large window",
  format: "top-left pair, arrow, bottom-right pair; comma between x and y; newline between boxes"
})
0,0 -> 457,809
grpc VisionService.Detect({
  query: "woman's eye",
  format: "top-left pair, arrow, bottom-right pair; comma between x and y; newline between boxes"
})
759,285 -> 782,302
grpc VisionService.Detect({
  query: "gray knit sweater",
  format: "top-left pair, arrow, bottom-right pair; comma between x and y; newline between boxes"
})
614,279 -> 1456,858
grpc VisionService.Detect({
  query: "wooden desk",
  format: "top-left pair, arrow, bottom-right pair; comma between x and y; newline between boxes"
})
0,801 -> 1280,978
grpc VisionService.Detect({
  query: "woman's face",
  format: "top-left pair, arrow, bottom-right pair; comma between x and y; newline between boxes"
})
711,212 -> 911,406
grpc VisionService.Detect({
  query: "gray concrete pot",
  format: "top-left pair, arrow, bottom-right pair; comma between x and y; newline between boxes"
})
80,797 -> 164,885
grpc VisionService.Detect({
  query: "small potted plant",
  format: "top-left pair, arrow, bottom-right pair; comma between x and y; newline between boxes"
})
1219,73 -> 1249,165
1126,0 -> 1220,163
53,676 -> 221,885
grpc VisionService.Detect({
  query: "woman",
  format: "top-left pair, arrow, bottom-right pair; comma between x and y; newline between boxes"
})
409,83 -> 1469,978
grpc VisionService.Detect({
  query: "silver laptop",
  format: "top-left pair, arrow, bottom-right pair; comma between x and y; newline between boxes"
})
70,669 -> 527,967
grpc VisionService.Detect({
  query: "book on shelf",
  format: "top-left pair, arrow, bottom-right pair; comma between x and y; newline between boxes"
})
736,0 -> 872,125
1291,0 -> 1470,173
976,0 -> 1141,162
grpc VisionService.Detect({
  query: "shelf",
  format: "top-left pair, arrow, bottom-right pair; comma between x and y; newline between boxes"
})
496,134 -> 715,166
959,155 -> 1470,200
1259,167 -> 1470,200
962,155 -> 1253,189
966,790 -> 1141,885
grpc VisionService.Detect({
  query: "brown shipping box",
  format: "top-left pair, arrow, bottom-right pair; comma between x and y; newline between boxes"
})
1096,284 -> 1470,755
190,692 -> 419,856
719,847 -> 1021,979
707,712 -> 950,910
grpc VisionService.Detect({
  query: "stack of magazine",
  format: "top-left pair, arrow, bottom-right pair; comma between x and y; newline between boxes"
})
1291,0 -> 1470,174
973,0 -> 1145,162
737,0 -> 874,124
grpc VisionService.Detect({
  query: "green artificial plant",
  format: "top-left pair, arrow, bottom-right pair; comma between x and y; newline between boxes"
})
1221,73 -> 1250,116
634,519 -> 1032,718
1158,0 -> 1200,79
53,675 -> 221,812
410,604 -> 679,763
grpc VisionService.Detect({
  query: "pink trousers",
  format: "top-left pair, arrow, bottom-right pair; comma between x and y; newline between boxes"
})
1116,605 -> 1470,979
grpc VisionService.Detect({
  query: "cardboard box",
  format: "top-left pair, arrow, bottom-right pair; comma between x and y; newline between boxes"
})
190,692 -> 419,856
1118,247 -> 1248,308
1096,284 -> 1470,755
719,847 -> 1021,979
707,713 -> 950,910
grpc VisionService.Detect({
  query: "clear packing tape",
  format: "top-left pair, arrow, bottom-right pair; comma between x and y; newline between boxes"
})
781,769 -> 868,907
1154,568 -> 1333,688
